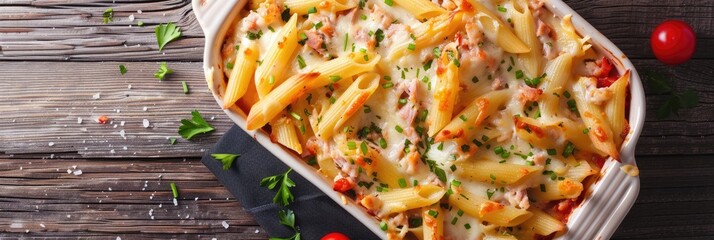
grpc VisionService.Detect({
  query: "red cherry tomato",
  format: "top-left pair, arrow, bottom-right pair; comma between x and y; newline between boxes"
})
332,178 -> 354,193
650,20 -> 696,65
321,232 -> 350,240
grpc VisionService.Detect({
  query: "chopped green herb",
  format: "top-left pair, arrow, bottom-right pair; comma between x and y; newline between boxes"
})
407,43 -> 416,51
178,110 -> 215,140
395,125 -> 403,133
154,62 -> 173,81
547,149 -> 556,155
428,210 -> 438,218
182,81 -> 189,94
384,0 -> 394,6
119,64 -> 127,75
260,168 -> 296,206
211,153 -> 240,170
562,141 -> 575,157
102,8 -> 113,24
169,137 -> 177,145
307,7 -> 317,14
486,189 -> 495,199
498,6 -> 507,12
398,178 -> 407,188
380,221 -> 388,231
360,141 -> 369,155
155,23 -> 182,51
329,75 -> 342,82
296,55 -> 307,69
382,82 -> 394,88
170,182 -> 179,198
379,138 -> 387,149
540,184 -> 546,192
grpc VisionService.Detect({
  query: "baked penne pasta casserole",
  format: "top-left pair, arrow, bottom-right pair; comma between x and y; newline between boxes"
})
215,0 -> 631,239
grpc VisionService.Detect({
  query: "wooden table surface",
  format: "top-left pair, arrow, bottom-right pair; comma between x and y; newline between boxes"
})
0,0 -> 712,239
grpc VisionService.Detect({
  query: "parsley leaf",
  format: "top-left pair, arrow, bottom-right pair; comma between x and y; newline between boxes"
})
178,110 -> 215,139
102,8 -> 113,24
644,70 -> 699,119
155,23 -> 182,51
154,62 -> 173,81
278,209 -> 297,230
211,153 -> 240,170
270,209 -> 301,240
119,64 -> 127,75
260,169 -> 296,206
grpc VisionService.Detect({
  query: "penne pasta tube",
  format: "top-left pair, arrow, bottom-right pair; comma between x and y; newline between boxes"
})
455,160 -> 542,185
467,0 -> 529,53
389,12 -> 464,60
511,0 -> 542,76
422,205 -> 444,240
223,42 -> 259,109
270,116 -> 303,154
605,70 -> 630,147
546,14 -> 591,57
246,52 -> 380,130
428,43 -> 460,137
519,208 -> 565,236
377,185 -> 445,215
284,0 -> 357,15
449,189 -> 532,226
571,77 -> 620,160
255,14 -> 299,99
435,90 -> 512,141
563,160 -> 597,182
317,72 -> 380,139
529,178 -> 583,202
538,53 -> 573,122
392,0 -> 446,19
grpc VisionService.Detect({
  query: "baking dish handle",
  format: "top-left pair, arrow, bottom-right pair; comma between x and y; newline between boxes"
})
557,154 -> 640,240
191,0 -> 225,32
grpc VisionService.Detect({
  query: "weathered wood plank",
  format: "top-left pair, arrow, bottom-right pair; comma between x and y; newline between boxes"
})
0,0 -> 204,61
0,154 -> 712,238
0,0 -> 712,61
1,60 -> 711,158
0,61 -> 234,158
0,158 -> 268,238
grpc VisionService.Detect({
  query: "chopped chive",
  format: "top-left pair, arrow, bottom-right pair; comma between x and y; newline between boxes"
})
181,81 -> 189,94
497,5 -> 507,12
360,141 -> 368,155
464,223 -> 471,229
562,141 -> 575,157
428,210 -> 438,218
379,138 -> 387,149
423,59 -> 433,70
471,76 -> 479,83
307,7 -> 317,14
540,184 -> 546,192
547,148 -> 557,155
170,182 -> 179,198
382,82 -> 394,88
450,164 -> 457,172
459,115 -> 467,121
433,47 -> 441,57
398,178 -> 407,188
380,221 -> 388,231
269,75 -> 275,85
169,137 -> 177,145
329,75 -> 342,82
407,43 -> 416,51
290,111 -> 302,121
516,70 -> 524,79
457,209 -> 464,216
297,55 -> 307,69
347,141 -> 357,150
343,33 -> 349,51
360,14 -> 367,20
395,125 -> 403,133
451,180 -> 461,187
384,0 -> 394,6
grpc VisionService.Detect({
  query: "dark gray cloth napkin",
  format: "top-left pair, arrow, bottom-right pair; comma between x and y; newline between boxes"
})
201,125 -> 379,240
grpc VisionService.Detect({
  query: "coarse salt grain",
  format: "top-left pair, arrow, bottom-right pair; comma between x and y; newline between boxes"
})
40,223 -> 45,228
77,117 -> 83,124
119,130 -> 126,138
128,14 -> 135,21
143,119 -> 150,128
48,142 -> 55,147
173,198 -> 178,206
93,93 -> 101,99
143,106 -> 148,111
73,170 -> 83,175
221,221 -> 229,229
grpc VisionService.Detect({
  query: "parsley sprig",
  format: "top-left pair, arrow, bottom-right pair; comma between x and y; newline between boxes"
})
178,110 -> 215,139
211,153 -> 240,170
154,62 -> 173,81
269,209 -> 301,240
155,23 -> 182,51
644,71 -> 699,119
260,169 -> 296,206
102,8 -> 113,24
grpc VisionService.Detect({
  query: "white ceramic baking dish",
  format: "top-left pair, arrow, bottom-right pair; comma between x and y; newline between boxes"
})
191,1 -> 644,239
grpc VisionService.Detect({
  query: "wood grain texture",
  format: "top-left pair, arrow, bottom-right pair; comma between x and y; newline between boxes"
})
0,62 -> 234,158
0,158 -> 267,239
0,0 -> 204,61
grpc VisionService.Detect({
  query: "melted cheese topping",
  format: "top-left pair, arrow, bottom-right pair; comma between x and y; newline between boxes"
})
220,0 -> 626,239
